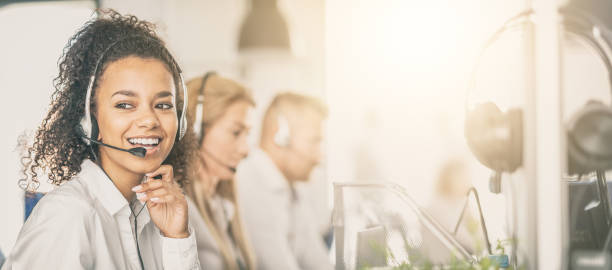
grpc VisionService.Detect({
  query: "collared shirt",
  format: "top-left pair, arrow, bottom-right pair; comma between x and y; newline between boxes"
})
236,149 -> 332,270
3,159 -> 200,270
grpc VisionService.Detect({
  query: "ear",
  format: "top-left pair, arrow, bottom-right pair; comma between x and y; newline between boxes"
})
92,117 -> 101,141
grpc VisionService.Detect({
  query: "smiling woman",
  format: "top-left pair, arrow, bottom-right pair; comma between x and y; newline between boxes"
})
4,9 -> 201,270
95,56 -> 184,198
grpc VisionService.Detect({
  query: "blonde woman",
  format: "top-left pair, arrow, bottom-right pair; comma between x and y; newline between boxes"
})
184,72 -> 257,270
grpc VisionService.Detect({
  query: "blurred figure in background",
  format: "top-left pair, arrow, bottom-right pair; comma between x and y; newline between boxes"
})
237,92 -> 332,270
421,158 -> 484,264
184,72 -> 257,270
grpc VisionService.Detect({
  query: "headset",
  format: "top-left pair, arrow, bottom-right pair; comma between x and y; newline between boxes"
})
465,10 -> 612,267
465,8 -> 612,177
191,71 -> 238,173
74,36 -> 188,270
274,114 -> 291,147
193,71 -> 216,144
78,36 -> 188,158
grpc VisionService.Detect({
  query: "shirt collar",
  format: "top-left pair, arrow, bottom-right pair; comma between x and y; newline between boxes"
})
79,159 -> 150,224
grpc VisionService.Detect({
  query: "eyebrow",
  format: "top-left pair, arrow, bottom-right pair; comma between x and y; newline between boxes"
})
110,90 -> 174,98
111,90 -> 136,98
231,122 -> 248,129
155,91 -> 174,98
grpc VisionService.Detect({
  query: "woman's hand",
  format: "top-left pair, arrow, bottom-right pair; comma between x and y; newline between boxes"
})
132,165 -> 189,238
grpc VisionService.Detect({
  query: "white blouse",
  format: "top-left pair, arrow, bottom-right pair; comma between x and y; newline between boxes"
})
2,159 -> 200,270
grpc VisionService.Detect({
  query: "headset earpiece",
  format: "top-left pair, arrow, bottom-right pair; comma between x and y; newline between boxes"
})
465,102 -> 523,173
79,75 -> 96,145
193,71 -> 216,145
274,114 -> 291,148
177,73 -> 188,142
567,101 -> 612,174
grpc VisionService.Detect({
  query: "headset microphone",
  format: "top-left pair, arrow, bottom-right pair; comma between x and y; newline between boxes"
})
202,148 -> 237,173
80,134 -> 147,158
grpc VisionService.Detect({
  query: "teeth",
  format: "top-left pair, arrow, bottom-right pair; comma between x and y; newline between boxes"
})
128,138 -> 159,145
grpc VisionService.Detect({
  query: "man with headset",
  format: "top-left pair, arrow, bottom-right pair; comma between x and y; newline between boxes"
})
236,92 -> 332,270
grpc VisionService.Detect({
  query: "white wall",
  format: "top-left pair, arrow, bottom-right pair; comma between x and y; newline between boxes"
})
0,1 -> 95,254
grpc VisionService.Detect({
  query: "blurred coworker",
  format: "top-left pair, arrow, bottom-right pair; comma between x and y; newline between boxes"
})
184,73 -> 257,270
421,159 -> 484,264
237,92 -> 332,270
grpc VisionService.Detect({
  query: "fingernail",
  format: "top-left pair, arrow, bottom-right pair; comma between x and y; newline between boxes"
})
136,193 -> 146,201
132,185 -> 142,192
150,197 -> 160,202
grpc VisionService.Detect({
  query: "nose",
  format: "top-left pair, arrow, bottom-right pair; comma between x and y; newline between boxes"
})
237,135 -> 250,159
136,106 -> 160,129
311,149 -> 322,165
311,143 -> 326,165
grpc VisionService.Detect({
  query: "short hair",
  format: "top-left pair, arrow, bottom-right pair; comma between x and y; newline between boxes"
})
265,92 -> 328,119
260,92 -> 327,144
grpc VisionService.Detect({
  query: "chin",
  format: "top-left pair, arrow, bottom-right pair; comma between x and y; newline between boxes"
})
126,158 -> 164,174
294,174 -> 311,182
219,172 -> 235,181
113,148 -> 165,173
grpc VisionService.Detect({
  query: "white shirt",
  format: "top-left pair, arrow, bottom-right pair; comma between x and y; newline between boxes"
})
236,149 -> 332,270
2,159 -> 200,270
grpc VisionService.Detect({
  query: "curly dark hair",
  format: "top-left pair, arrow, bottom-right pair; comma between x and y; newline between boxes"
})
19,9 -> 198,191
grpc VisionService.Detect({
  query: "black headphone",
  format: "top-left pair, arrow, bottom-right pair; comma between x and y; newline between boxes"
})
78,36 -> 188,146
193,71 -> 216,144
191,71 -> 239,173
465,8 -> 612,176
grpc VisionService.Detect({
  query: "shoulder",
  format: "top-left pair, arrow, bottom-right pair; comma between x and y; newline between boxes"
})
27,177 -> 95,227
7,178 -> 97,269
185,197 -> 212,239
186,196 -> 205,227
185,197 -> 222,256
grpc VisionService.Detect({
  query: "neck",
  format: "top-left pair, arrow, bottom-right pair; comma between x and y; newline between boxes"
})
197,155 -> 220,198
261,144 -> 294,184
99,154 -> 142,201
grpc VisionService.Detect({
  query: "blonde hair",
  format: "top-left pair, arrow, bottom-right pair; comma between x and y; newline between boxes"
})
261,92 -> 328,144
184,73 -> 256,270
186,74 -> 256,140
265,92 -> 328,118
